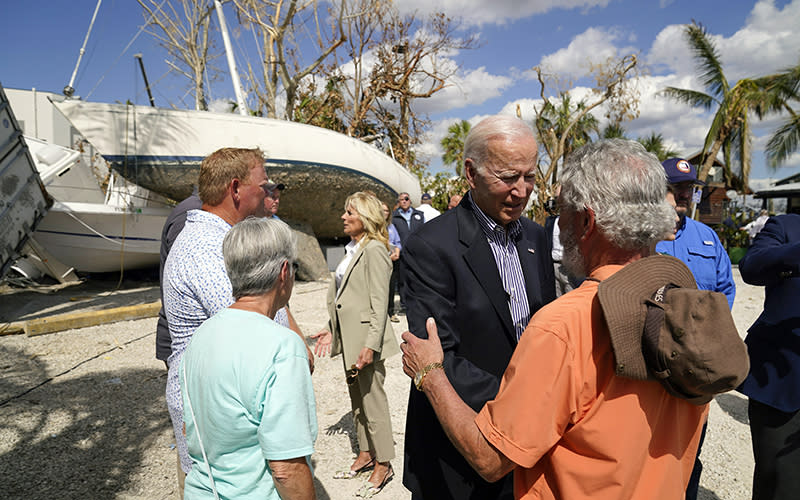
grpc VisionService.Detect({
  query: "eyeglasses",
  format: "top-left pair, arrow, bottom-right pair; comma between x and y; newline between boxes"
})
346,365 -> 359,385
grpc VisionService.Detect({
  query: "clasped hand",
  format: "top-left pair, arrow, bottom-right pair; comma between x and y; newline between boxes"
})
400,317 -> 444,379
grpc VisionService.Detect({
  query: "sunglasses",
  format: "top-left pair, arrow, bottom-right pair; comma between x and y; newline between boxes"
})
346,365 -> 359,385
399,197 -> 409,201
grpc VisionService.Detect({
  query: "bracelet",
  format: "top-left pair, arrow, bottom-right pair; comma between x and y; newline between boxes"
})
414,362 -> 444,391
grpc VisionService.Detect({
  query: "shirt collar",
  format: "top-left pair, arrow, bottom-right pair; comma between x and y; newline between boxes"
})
467,192 -> 523,242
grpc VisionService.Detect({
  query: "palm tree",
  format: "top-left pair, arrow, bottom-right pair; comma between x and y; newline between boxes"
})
662,22 -> 774,191
440,119 -> 471,176
637,132 -> 681,161
602,122 -> 628,139
536,93 -> 599,178
763,62 -> 800,167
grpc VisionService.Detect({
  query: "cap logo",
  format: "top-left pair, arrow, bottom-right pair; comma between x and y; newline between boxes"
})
677,160 -> 691,173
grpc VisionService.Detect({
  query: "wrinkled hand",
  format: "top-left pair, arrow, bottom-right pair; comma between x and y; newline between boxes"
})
400,317 -> 444,379
355,347 -> 375,369
311,329 -> 332,358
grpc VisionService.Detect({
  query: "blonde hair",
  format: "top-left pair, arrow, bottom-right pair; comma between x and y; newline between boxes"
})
345,192 -> 390,251
199,147 -> 265,206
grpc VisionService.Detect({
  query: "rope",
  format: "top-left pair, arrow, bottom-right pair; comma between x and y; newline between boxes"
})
0,331 -> 154,408
85,0 -> 169,100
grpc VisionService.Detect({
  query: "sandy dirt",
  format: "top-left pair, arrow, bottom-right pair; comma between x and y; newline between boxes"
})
0,268 -> 761,499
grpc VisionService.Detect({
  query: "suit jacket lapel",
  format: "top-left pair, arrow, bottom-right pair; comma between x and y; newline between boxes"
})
457,203 -> 516,343
337,243 -> 364,299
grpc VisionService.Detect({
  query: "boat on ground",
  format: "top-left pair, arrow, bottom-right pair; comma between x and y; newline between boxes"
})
52,99 -> 422,239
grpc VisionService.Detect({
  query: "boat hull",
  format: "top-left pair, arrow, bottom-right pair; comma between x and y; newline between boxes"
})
33,201 -> 169,273
53,100 -> 422,239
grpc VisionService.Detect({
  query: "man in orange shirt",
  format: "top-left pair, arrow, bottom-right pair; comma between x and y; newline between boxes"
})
401,139 -> 708,499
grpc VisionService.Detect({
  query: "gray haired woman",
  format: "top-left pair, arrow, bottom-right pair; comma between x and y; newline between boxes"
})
180,217 -> 317,500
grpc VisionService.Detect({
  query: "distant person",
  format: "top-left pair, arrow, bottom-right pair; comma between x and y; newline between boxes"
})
400,115 -> 556,499
163,147 -> 310,497
181,217 -> 316,500
312,192 -> 399,497
741,209 -> 770,244
400,138 -> 707,500
383,202 -> 402,323
156,193 -> 202,367
390,192 -> 424,313
447,194 -> 462,210
737,213 -> 800,500
417,193 -> 440,222
268,182 -> 286,219
655,157 -> 735,500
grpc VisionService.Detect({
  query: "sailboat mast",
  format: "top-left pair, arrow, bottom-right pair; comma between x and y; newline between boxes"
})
213,0 -> 248,116
64,0 -> 103,97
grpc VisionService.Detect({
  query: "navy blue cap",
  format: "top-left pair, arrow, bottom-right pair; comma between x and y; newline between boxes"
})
661,158 -> 706,186
421,193 -> 432,201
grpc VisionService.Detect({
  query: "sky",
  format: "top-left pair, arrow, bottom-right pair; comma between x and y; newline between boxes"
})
1,0 -> 799,188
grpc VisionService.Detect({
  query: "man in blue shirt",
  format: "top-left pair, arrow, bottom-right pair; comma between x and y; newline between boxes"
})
655,158 -> 735,307
655,157 -> 736,500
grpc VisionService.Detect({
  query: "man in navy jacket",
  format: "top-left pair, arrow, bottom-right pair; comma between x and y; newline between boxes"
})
738,213 -> 800,500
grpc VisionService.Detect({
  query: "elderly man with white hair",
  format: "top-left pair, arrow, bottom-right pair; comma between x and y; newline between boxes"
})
401,139 -> 708,500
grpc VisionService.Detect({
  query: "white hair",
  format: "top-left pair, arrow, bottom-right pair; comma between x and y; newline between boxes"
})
223,217 -> 297,299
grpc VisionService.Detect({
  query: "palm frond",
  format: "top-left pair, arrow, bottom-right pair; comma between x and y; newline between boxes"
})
766,113 -> 800,167
684,22 -> 728,97
662,87 -> 716,110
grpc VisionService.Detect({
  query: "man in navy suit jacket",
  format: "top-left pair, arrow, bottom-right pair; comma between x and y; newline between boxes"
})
400,115 -> 556,499
738,213 -> 800,500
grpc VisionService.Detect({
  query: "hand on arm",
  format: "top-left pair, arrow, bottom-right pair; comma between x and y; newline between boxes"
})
268,457 -> 316,500
401,318 -> 515,482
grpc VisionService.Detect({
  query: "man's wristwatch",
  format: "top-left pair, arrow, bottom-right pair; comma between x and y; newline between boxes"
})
414,362 -> 444,391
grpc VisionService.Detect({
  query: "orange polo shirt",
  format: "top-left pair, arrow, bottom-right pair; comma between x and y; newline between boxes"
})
475,265 -> 708,500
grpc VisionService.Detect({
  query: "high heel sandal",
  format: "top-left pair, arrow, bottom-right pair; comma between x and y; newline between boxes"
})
333,457 -> 375,479
356,464 -> 394,498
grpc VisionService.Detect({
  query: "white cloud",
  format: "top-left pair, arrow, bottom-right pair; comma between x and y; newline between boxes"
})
538,27 -> 636,80
394,0 -> 612,26
413,67 -> 513,115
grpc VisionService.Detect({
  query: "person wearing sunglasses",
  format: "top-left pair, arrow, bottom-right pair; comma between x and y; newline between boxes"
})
180,217 -> 317,500
312,192 -> 400,498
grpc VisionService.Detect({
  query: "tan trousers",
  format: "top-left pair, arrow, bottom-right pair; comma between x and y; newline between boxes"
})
346,359 -> 395,462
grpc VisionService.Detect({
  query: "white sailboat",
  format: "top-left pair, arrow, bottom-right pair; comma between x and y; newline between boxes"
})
51,98 -> 421,240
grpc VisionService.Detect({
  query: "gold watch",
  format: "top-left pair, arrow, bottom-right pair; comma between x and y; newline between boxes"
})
414,362 -> 444,391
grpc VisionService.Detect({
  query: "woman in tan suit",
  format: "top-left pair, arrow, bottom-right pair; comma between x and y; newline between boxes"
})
312,192 -> 399,498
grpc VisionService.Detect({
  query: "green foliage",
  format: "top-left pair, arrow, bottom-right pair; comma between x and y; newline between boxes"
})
637,132 -> 682,161
421,171 -> 468,212
441,120 -> 471,176
715,212 -> 748,250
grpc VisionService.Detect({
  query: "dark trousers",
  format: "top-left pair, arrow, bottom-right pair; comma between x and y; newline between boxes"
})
685,420 -> 706,500
388,260 -> 399,315
749,398 -> 800,500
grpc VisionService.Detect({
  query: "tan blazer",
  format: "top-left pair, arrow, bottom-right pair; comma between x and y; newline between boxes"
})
326,238 -> 400,367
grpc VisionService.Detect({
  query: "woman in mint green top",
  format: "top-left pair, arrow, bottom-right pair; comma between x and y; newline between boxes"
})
180,217 -> 316,500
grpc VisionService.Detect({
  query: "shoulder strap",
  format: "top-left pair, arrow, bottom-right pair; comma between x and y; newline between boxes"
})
183,361 -> 221,500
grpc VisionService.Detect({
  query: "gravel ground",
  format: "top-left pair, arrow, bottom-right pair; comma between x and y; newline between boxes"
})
0,269 -> 761,499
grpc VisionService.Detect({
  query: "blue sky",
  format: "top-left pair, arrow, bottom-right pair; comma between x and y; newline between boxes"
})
1,0 -> 798,186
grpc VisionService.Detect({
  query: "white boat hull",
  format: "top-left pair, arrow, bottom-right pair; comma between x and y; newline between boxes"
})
52,100 -> 422,239
32,201 -> 169,273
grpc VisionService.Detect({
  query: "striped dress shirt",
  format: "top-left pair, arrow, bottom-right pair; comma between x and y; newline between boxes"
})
468,194 -> 531,341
